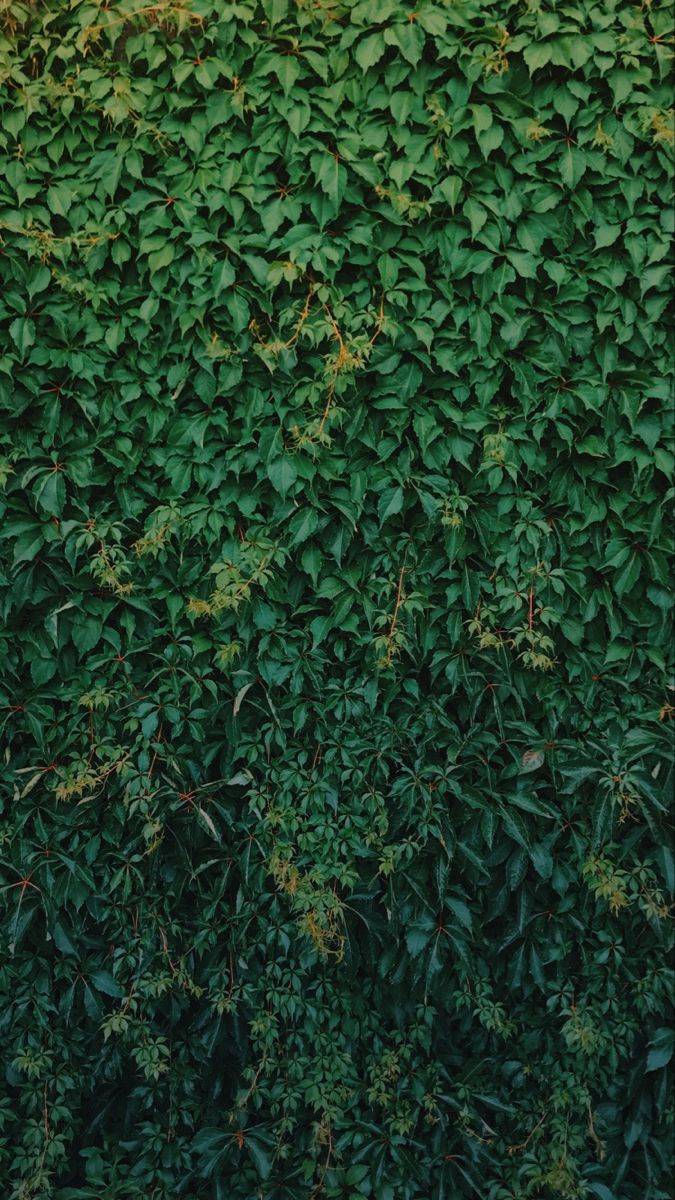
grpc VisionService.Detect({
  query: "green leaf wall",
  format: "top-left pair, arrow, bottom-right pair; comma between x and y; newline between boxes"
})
0,2 -> 673,1198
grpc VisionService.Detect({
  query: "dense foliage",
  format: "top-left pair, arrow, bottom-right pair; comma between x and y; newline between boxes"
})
0,1 -> 673,1197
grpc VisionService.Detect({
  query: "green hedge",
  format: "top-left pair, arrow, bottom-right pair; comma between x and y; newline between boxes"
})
0,1 -> 673,1197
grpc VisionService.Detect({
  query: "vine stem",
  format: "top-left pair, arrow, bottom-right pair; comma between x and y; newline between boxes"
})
385,563 -> 407,664
507,1108 -> 547,1155
367,293 -> 385,346
317,297 -> 384,437
148,723 -> 163,777
283,281 -> 315,348
238,1057 -> 266,1109
309,1121 -> 333,1200
87,4 -> 203,37
317,304 -> 347,437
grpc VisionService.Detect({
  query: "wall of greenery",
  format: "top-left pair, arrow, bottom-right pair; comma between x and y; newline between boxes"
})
0,1 -> 673,1198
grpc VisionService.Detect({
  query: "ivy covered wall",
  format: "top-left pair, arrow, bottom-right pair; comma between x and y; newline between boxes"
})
0,2 -> 673,1198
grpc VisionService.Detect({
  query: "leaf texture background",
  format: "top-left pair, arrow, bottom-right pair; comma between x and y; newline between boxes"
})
0,2 -> 673,1198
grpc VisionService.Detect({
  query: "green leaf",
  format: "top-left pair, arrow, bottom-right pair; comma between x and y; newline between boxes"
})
9,317 -> 35,354
289,506 -> 319,545
523,43 -> 553,72
247,1136 -> 272,1180
355,32 -> 386,72
446,898 -> 472,929
53,922 -> 78,956
90,971 -> 124,998
614,553 -> 640,598
313,151 -> 346,208
267,456 -> 297,496
148,244 -> 175,271
384,22 -> 424,67
378,486 -> 404,524
406,915 -> 435,957
560,147 -> 587,189
35,469 -> 65,516
506,251 -> 538,279
646,1028 -> 673,1072
275,56 -> 300,95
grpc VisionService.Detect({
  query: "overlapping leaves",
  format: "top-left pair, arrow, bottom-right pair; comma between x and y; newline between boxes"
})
0,2 -> 673,1198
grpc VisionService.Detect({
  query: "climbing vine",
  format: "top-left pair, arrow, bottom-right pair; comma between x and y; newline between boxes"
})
0,1 -> 673,1199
